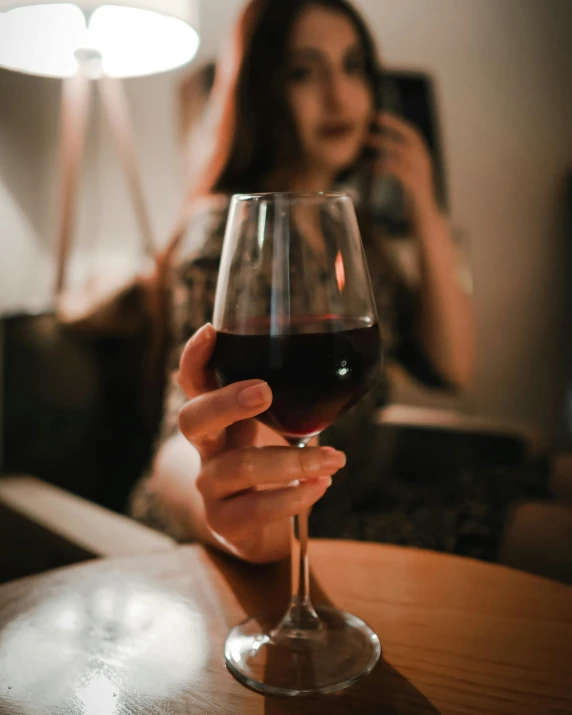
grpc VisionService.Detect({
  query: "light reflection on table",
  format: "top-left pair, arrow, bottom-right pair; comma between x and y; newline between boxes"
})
0,569 -> 208,715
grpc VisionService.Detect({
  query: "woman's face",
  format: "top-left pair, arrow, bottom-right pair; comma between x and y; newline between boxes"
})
285,5 -> 375,180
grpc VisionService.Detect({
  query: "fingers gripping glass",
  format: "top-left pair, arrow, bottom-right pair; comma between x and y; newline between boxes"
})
210,192 -> 383,697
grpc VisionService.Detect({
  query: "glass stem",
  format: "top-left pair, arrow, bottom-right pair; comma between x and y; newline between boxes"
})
272,445 -> 324,644
291,510 -> 319,616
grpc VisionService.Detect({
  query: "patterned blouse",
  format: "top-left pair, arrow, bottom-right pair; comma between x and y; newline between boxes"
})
129,196 -> 548,562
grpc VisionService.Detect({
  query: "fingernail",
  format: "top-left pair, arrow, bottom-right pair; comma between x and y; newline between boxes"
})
320,447 -> 346,471
238,382 -> 271,408
191,323 -> 214,348
315,476 -> 333,489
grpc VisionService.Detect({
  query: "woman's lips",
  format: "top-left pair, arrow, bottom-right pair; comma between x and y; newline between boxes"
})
317,122 -> 355,139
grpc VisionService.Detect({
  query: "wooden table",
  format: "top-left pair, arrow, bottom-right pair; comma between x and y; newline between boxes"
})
0,541 -> 570,714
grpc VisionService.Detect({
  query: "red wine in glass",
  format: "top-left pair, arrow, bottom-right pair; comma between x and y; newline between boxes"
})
210,317 -> 381,442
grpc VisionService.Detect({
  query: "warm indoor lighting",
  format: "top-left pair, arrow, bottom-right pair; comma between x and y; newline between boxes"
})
0,1 -> 200,78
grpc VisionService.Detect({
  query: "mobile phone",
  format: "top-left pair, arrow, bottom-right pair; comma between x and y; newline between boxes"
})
371,72 -> 448,236
372,74 -> 409,234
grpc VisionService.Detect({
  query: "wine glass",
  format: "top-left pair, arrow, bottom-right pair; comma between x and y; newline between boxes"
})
210,192 -> 382,697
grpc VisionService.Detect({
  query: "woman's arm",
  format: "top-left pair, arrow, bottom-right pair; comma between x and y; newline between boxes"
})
413,203 -> 474,389
374,112 -> 475,389
143,432 -> 207,541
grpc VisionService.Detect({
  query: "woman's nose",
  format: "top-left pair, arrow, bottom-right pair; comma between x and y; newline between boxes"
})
322,70 -> 348,110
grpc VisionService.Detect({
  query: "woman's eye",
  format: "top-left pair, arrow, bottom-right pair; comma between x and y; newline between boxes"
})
345,57 -> 366,76
289,66 -> 313,83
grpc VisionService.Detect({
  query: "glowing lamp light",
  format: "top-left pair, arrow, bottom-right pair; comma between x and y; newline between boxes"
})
0,1 -> 200,78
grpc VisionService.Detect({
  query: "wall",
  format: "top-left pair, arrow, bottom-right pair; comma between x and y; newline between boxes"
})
1,0 -> 571,440
355,0 -> 572,439
0,70 -> 59,314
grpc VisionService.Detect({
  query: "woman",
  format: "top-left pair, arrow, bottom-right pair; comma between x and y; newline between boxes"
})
130,0 -> 476,563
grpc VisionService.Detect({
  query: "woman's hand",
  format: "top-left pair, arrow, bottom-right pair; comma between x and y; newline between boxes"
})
176,323 -> 346,563
369,111 -> 440,224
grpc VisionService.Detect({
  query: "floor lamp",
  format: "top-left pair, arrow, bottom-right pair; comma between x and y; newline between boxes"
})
0,1 -> 200,469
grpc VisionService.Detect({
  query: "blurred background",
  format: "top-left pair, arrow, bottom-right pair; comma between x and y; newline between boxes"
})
1,0 -> 572,518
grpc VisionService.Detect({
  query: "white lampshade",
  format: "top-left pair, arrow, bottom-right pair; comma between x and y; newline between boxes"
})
0,0 -> 200,78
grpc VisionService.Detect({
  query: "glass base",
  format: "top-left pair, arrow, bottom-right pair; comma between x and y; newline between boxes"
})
224,606 -> 381,697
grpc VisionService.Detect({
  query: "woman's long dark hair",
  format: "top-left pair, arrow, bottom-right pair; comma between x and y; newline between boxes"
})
196,0 -> 382,205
